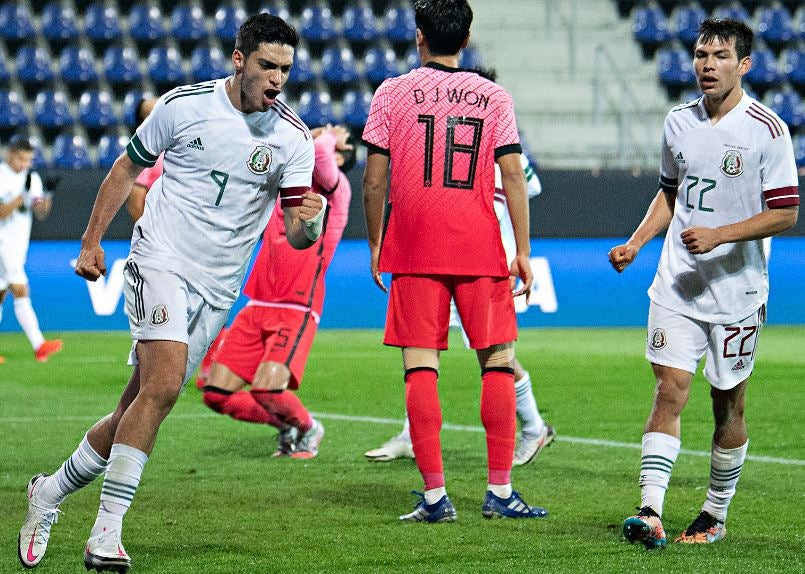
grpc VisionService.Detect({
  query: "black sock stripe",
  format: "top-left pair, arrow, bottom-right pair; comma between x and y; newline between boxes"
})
482,367 -> 515,375
404,367 -> 439,378
202,386 -> 233,395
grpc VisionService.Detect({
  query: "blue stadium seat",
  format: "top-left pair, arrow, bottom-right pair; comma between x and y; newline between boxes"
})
320,45 -> 361,88
670,2 -> 706,48
16,46 -> 56,96
171,4 -> 209,52
459,46 -> 482,70
0,90 -> 28,137
97,133 -> 128,168
300,4 -> 337,47
794,135 -> 805,168
364,44 -> 399,86
191,45 -> 228,83
286,44 -> 316,88
343,2 -> 380,45
404,45 -> 419,71
84,2 -> 123,49
632,1 -> 671,59
342,88 -> 372,130
78,90 -> 119,140
795,8 -> 805,41
757,3 -> 795,51
60,46 -> 99,97
214,5 -> 247,44
767,88 -> 804,130
122,89 -> 154,128
657,44 -> 696,99
256,1 -> 290,22
129,2 -> 167,50
0,49 -> 10,85
744,43 -> 783,95
782,45 -> 805,91
0,3 -> 35,54
148,46 -> 188,93
52,132 -> 93,169
385,4 -> 416,45
41,2 -> 80,51
712,2 -> 751,23
297,90 -> 338,128
34,90 -> 74,137
103,45 -> 143,93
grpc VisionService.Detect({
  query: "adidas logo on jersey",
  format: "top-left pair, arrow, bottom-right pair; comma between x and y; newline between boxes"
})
674,152 -> 685,165
187,137 -> 205,150
732,359 -> 746,371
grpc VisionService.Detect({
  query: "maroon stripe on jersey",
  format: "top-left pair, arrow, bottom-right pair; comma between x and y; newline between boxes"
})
748,103 -> 783,136
272,101 -> 310,139
764,186 -> 800,208
280,186 -> 310,197
746,109 -> 779,138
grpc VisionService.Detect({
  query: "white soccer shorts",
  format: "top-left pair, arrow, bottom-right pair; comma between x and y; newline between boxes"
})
646,301 -> 765,390
0,246 -> 28,289
123,259 -> 229,386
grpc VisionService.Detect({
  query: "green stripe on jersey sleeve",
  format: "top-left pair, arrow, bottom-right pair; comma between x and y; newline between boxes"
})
126,134 -> 159,167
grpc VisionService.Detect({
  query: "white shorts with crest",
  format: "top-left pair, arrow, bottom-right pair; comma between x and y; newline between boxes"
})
123,259 -> 229,386
646,301 -> 765,390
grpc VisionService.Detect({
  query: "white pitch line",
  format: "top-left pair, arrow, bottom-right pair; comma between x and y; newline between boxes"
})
1,410 -> 803,467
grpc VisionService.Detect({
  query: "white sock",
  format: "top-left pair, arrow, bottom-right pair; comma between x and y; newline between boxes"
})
487,483 -> 513,499
424,486 -> 446,505
14,297 -> 45,351
702,441 -> 748,522
514,373 -> 544,438
92,444 -> 148,534
399,414 -> 411,443
40,434 -> 107,507
639,432 -> 681,516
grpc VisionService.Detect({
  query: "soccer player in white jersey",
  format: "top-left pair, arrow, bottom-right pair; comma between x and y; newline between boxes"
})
609,18 -> 799,549
0,136 -> 62,362
18,14 -> 324,573
364,151 -> 555,466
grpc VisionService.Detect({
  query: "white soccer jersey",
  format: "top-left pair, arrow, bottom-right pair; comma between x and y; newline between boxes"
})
649,92 -> 799,323
126,78 -> 314,308
0,162 -> 43,268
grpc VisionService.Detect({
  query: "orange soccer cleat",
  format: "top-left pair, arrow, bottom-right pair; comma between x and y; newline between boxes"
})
35,340 -> 63,362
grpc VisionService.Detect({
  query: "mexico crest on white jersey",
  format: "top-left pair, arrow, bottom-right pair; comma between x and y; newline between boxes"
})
720,149 -> 743,177
247,146 -> 272,175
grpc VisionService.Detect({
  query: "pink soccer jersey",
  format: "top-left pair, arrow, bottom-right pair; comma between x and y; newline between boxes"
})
362,63 -> 522,276
134,154 -> 163,190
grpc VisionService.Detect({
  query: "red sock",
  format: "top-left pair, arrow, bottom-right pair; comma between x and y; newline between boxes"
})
202,387 -> 283,427
251,389 -> 313,432
480,368 -> 516,485
405,367 -> 444,490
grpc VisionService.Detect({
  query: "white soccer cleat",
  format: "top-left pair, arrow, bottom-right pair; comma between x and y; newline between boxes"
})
84,526 -> 131,573
513,424 -> 555,466
364,435 -> 414,462
290,418 -> 325,459
18,473 -> 61,568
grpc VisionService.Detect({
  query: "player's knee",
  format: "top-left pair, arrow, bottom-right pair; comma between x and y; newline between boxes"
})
253,362 -> 290,391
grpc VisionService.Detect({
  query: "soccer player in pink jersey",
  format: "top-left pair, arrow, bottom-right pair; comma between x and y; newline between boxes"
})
610,18 -> 798,549
362,0 -> 546,522
198,124 -> 354,458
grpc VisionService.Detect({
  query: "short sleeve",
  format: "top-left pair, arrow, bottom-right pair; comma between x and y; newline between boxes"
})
361,82 -> 390,153
126,96 -> 174,168
659,119 -> 678,193
493,89 -> 521,159
760,128 -> 799,209
279,134 -> 315,207
28,172 -> 44,198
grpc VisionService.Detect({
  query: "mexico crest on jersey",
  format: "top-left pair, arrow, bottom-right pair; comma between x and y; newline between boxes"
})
650,328 -> 667,350
247,146 -> 272,175
720,149 -> 743,177
150,304 -> 170,326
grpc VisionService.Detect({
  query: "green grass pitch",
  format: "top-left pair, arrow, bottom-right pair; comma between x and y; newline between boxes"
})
1,327 -> 804,573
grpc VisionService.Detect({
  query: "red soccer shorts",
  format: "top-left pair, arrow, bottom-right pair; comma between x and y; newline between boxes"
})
384,274 -> 517,350
215,304 -> 318,389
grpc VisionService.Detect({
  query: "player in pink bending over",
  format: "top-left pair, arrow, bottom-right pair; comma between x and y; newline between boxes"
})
198,124 -> 354,458
362,0 -> 546,521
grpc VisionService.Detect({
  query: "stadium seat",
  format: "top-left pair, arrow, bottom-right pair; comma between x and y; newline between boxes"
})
767,87 -> 804,130
191,45 -> 228,83
0,3 -> 35,55
148,46 -> 188,93
782,45 -> 805,91
214,5 -> 247,44
320,45 -> 361,89
84,2 -> 124,49
795,8 -> 805,41
256,1 -> 290,22
122,89 -> 153,128
103,45 -> 143,95
41,2 -> 80,52
297,90 -> 338,128
404,45 -> 419,71
0,90 -> 29,138
744,43 -> 783,96
657,44 -> 696,99
385,3 -> 416,46
670,2 -> 706,49
286,44 -> 316,89
60,46 -> 100,97
364,43 -> 399,86
459,46 -> 483,70
757,2 -> 795,52
34,90 -> 74,138
78,90 -> 119,141
300,3 -> 337,50
632,1 -> 671,59
794,134 -> 805,168
341,88 -> 372,130
342,2 -> 380,46
16,46 -> 56,96
712,1 -> 751,23
0,49 -> 10,85
97,132 -> 128,168
128,2 -> 167,51
52,132 -> 93,169
171,4 -> 209,54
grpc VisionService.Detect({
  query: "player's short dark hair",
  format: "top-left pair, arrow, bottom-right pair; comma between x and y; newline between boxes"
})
697,17 -> 753,61
8,135 -> 35,152
413,0 -> 473,57
338,133 -> 357,173
235,13 -> 299,58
